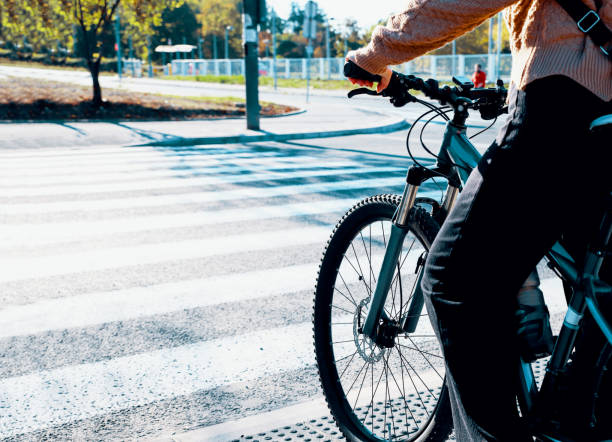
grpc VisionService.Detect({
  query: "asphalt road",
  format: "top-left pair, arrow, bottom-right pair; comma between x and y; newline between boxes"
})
0,68 -> 569,441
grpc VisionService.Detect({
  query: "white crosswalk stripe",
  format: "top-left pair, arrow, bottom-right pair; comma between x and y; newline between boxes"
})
0,322 -> 315,438
0,142 -> 567,440
1,166 -> 404,197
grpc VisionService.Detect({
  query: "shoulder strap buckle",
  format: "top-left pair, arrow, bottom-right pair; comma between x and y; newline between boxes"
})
577,10 -> 601,33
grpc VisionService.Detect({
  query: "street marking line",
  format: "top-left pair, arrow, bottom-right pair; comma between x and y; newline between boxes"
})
0,263 -> 319,338
0,154 -> 321,179
0,144 -> 239,160
1,167 -> 404,197
0,158 -> 357,187
1,177 -> 414,214
0,226 -> 331,284
0,150 -> 283,171
0,322 -> 315,439
0,199 -> 358,247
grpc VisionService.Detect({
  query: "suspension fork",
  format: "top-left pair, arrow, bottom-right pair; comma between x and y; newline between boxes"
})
362,167 -> 457,341
402,183 -> 459,333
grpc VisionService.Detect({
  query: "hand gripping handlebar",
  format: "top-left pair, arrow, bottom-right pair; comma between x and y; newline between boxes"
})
344,61 -> 508,120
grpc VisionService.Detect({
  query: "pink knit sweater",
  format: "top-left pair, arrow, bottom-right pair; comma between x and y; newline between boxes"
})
352,0 -> 612,101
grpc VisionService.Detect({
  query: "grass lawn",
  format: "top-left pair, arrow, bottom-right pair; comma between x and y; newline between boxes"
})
0,77 -> 297,121
164,74 -> 355,90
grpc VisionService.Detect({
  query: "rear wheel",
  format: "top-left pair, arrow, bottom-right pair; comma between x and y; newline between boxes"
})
313,194 -> 452,441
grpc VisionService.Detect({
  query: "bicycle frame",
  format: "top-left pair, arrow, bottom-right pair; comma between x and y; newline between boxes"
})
361,112 -> 612,417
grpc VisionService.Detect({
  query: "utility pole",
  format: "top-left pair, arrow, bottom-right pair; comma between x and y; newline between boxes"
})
496,12 -> 503,81
147,36 -> 153,78
304,1 -> 317,103
243,0 -> 265,130
114,14 -> 122,80
326,19 -> 331,80
213,34 -> 218,59
198,37 -> 203,59
225,26 -> 233,59
272,9 -> 277,90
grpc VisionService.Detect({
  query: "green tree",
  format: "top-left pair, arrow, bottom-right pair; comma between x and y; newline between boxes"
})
2,0 -> 182,107
191,0 -> 242,58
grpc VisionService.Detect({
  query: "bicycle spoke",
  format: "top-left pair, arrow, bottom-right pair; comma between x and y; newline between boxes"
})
350,243 -> 372,296
339,258 -> 371,298
398,342 -> 419,434
359,230 -> 377,287
345,355 -> 371,398
337,271 -> 360,307
332,339 -> 355,344
332,304 -> 353,315
396,342 -> 443,360
405,337 -> 444,380
396,346 -> 433,417
384,353 -> 405,439
353,360 -> 370,410
338,350 -> 358,380
333,285 -> 358,308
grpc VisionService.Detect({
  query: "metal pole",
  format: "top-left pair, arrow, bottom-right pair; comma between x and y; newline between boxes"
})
306,41 -> 311,103
182,36 -> 187,60
147,36 -> 153,78
225,28 -> 229,59
326,20 -> 330,80
243,0 -> 260,130
272,10 -> 277,90
198,37 -> 203,59
496,12 -> 503,81
213,34 -> 218,59
114,15 -> 122,79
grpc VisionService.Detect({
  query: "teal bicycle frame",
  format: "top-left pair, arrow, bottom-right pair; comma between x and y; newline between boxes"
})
361,111 -> 612,419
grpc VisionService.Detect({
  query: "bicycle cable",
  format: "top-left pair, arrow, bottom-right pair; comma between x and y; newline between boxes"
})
469,116 -> 498,140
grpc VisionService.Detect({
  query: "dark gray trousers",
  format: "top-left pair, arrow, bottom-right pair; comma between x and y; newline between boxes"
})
421,76 -> 611,441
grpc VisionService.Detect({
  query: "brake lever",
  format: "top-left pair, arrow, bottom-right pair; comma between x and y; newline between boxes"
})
347,88 -> 382,99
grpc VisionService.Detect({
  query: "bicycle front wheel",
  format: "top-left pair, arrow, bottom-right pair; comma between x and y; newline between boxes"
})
313,194 -> 452,442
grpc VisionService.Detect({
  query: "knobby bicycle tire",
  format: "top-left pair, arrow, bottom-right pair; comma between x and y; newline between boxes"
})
313,194 -> 452,442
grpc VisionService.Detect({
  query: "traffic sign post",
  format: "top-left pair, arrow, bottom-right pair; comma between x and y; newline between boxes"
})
114,15 -> 122,80
242,0 -> 265,130
303,1 -> 317,103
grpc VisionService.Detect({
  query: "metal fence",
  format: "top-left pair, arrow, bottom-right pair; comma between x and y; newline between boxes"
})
170,53 -> 513,82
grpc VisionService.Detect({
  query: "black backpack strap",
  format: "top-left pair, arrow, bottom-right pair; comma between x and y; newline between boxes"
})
556,0 -> 612,60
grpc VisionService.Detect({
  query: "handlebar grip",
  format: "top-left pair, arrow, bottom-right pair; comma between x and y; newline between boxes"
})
344,60 -> 382,83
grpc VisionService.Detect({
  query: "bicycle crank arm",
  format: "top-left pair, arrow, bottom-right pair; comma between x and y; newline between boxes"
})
362,224 -> 409,340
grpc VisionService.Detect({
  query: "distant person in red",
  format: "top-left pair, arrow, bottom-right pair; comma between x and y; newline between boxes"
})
471,63 -> 487,88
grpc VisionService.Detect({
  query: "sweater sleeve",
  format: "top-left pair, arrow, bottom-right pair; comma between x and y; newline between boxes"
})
351,0 -> 520,75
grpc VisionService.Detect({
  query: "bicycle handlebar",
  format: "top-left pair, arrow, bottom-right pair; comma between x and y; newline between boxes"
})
344,60 -> 508,120
343,60 -> 382,83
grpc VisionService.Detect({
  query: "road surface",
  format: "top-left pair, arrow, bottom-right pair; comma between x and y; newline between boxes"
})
0,68 -> 569,440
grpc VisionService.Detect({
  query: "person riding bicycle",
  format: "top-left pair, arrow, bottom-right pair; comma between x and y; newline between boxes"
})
347,1 -> 611,441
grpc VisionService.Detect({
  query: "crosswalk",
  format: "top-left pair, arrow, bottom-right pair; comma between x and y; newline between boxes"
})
0,140 -> 569,441
0,140 -> 419,440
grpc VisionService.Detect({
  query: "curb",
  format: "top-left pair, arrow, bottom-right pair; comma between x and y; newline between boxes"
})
141,119 -> 410,147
